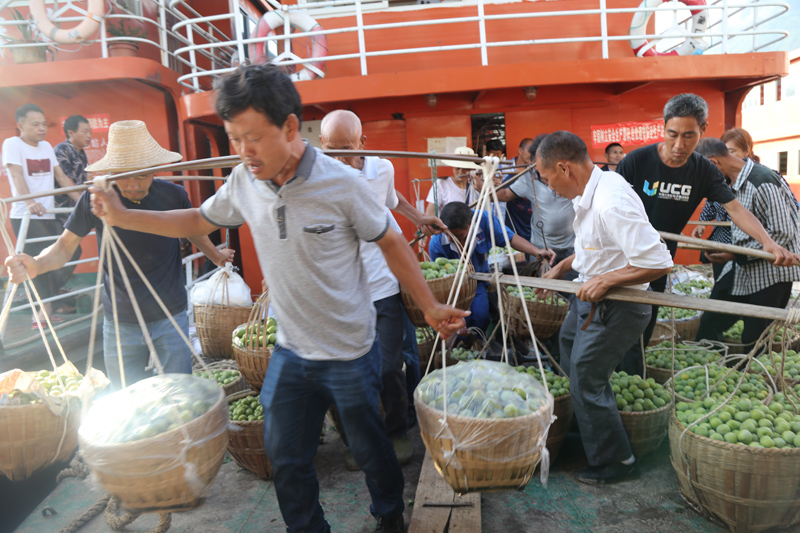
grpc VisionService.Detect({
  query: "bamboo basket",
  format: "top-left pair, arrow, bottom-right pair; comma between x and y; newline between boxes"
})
402,237 -> 476,328
416,327 -> 437,375
232,292 -> 272,392
657,313 -> 702,342
192,359 -> 247,397
0,402 -> 81,481
545,394 -> 573,463
619,402 -> 672,458
433,338 -> 484,370
669,412 -> 800,532
645,341 -> 727,385
226,390 -> 272,480
415,396 -> 552,494
79,388 -> 229,513
649,321 -> 677,347
501,290 -> 570,341
193,270 -> 253,359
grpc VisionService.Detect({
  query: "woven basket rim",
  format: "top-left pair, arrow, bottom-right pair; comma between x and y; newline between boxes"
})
80,387 -> 225,452
618,400 -> 673,418
232,345 -> 273,359
194,303 -> 253,310
415,395 -> 551,424
671,411 -> 800,456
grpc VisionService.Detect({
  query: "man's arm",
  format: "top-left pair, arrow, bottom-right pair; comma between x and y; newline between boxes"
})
724,198 -> 799,267
54,165 -> 82,203
375,230 -> 468,338
509,234 -> 555,265
576,264 -> 673,303
495,187 -> 519,203
6,163 -> 47,217
394,190 -> 446,236
5,230 -> 82,282
186,235 -> 235,267
90,186 -> 219,237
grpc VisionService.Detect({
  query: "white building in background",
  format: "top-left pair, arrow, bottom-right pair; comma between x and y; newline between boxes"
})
742,48 -> 800,184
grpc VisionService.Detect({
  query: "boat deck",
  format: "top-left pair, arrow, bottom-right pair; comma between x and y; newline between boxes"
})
12,424 -> 730,533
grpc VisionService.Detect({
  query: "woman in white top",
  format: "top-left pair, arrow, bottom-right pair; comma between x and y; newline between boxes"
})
425,147 -> 480,217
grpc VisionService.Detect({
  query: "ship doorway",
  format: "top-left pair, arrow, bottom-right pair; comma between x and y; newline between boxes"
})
471,113 -> 507,158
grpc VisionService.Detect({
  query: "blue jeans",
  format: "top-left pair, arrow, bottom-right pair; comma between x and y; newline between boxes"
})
401,309 -> 420,426
467,282 -> 490,332
261,343 -> 405,532
103,310 -> 191,390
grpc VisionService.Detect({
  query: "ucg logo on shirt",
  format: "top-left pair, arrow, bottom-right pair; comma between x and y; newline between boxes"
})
643,180 -> 692,202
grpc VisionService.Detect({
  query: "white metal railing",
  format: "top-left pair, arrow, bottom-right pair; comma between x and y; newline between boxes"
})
0,0 -> 235,75
168,0 -> 790,92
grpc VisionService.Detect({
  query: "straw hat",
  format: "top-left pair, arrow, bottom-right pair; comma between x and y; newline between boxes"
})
441,146 -> 482,170
85,120 -> 182,173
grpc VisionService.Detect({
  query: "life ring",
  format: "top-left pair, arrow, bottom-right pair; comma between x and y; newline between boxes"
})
629,0 -> 708,57
249,11 -> 328,82
30,0 -> 104,45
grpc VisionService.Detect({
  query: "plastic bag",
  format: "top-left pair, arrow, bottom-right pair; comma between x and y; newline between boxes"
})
79,374 -> 222,446
0,362 -> 109,416
415,360 -> 555,487
191,263 -> 252,307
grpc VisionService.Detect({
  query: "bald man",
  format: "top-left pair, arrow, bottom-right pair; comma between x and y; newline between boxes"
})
320,110 -> 443,468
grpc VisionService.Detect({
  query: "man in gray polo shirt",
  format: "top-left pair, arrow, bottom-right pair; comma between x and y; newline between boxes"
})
496,134 -> 576,266
89,64 -> 468,533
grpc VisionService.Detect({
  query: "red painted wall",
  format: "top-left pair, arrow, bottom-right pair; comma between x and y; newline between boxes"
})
0,80 -> 179,268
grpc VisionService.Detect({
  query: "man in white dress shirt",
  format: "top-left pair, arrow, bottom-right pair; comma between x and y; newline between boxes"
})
320,110 -> 445,468
537,132 -> 673,484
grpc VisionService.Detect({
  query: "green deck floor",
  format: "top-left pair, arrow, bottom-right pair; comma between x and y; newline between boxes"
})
15,425 -> 734,533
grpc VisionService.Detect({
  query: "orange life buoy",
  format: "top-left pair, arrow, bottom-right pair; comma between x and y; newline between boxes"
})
30,0 -> 104,45
249,11 -> 327,82
629,0 -> 708,57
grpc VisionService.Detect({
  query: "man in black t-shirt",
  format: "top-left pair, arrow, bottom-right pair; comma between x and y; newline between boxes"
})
615,93 -> 797,376
4,121 -> 233,389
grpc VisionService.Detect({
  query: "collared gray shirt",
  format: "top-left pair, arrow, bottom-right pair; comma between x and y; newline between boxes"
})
200,142 -> 390,361
510,171 -> 575,251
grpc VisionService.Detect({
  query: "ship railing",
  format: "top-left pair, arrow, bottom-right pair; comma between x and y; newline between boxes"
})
168,0 -> 790,92
0,206 -> 226,347
0,0 -> 234,74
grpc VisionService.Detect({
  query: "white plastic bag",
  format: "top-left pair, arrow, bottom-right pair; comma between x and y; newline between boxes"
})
191,264 -> 252,307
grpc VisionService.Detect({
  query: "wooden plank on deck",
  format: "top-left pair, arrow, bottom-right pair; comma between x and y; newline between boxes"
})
409,451 -> 481,533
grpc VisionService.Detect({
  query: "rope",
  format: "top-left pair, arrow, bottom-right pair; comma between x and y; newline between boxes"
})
56,495 -> 112,533
105,497 -> 172,533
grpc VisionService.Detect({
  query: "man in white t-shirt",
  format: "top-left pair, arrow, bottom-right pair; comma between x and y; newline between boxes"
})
320,110 -> 445,469
2,104 -> 82,327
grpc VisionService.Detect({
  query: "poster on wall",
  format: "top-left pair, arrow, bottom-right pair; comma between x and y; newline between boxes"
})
59,113 -> 110,165
590,120 -> 663,148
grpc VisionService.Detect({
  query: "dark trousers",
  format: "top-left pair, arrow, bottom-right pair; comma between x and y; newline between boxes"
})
560,299 -> 651,465
696,278 -> 793,345
401,308 -> 420,427
11,218 -> 77,303
261,343 -> 404,532
618,276 -> 667,376
374,293 -> 409,440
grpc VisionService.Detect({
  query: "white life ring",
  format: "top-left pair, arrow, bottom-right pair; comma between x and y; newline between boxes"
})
30,0 -> 104,45
629,0 -> 708,57
249,11 -> 328,82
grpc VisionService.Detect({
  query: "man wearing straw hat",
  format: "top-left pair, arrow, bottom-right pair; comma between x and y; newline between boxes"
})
425,146 -> 482,217
88,64 -> 468,533
4,120 -> 233,390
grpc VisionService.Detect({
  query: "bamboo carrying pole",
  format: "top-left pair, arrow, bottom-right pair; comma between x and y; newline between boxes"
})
1,151 -> 510,206
658,231 -> 799,264
471,273 -> 794,322
687,220 -> 732,227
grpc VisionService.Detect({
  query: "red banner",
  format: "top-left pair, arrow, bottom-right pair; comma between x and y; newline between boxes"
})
590,120 -> 664,148
60,113 -> 111,132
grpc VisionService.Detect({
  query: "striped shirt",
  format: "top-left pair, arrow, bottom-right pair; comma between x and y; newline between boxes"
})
721,158 -> 800,295
698,199 -> 731,244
